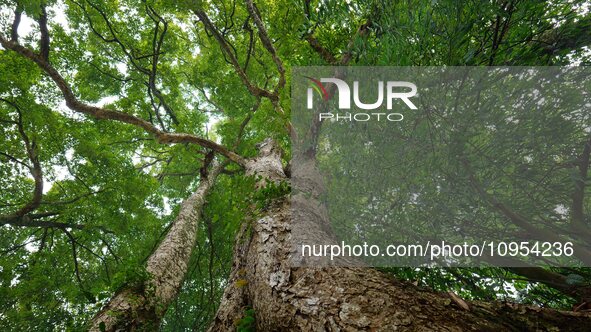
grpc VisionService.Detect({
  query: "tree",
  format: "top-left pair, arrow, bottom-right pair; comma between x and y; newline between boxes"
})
0,0 -> 590,331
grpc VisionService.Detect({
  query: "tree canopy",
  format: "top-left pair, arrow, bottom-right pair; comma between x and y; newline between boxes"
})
0,0 -> 590,330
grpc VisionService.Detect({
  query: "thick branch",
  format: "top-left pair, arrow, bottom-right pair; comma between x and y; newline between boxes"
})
301,0 -> 338,64
300,19 -> 373,157
11,5 -> 22,42
0,35 -> 246,166
340,19 -> 372,65
1,212 -> 57,226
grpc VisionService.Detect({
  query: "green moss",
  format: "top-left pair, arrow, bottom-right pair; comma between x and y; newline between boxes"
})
235,307 -> 256,332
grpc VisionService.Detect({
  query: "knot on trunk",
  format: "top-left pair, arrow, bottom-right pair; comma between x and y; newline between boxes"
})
246,138 -> 286,188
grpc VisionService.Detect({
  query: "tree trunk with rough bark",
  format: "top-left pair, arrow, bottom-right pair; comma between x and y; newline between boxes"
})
89,161 -> 225,332
210,140 -> 591,331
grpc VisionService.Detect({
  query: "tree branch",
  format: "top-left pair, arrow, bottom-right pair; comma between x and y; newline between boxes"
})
63,229 -> 94,302
0,99 -> 44,222
0,151 -> 30,170
145,4 -> 178,126
572,136 -> 591,231
77,0 -> 150,75
540,15 -> 591,56
193,9 -> 278,102
40,188 -> 108,205
304,35 -> 338,64
0,35 -> 246,166
461,158 -> 591,265
10,4 -> 22,42
301,0 -> 338,64
38,6 -> 50,61
243,0 -> 285,94
0,212 -> 111,234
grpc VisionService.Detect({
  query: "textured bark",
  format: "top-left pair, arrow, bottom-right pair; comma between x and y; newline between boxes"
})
210,141 -> 591,331
89,161 -> 225,332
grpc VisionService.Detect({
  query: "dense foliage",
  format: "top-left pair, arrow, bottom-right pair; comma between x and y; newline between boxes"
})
0,0 -> 590,330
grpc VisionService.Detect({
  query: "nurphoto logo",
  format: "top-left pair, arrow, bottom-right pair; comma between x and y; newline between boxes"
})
305,76 -> 418,122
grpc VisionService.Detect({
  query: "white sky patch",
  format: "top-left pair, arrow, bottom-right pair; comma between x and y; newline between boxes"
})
115,62 -> 128,76
197,87 -> 223,142
42,148 -> 76,194
52,1 -> 71,32
162,196 -> 172,216
24,242 -> 38,253
566,46 -> 591,66
554,204 -> 568,217
96,95 -> 120,108
131,148 -> 142,164
3,1 -> 69,37
206,114 -> 221,143
16,11 -> 36,37
145,195 -> 174,218
24,234 -> 41,253
57,100 -> 85,121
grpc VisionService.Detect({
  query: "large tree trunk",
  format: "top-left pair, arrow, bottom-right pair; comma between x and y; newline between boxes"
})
210,141 -> 591,331
90,161 -> 225,332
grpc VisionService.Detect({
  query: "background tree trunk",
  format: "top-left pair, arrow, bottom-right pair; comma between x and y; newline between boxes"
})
90,161 -> 225,332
